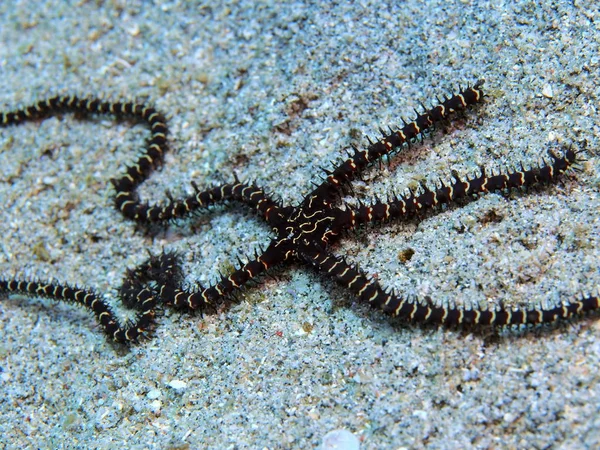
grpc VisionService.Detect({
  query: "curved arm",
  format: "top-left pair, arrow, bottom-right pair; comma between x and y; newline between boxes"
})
303,248 -> 599,326
0,279 -> 155,342
0,252 -> 181,343
333,149 -> 579,232
1,95 -> 288,227
1,95 -> 169,191
305,82 -> 485,208
115,181 -> 288,227
163,239 -> 290,310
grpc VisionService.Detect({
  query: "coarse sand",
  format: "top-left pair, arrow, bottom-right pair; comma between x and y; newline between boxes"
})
1,1 -> 599,449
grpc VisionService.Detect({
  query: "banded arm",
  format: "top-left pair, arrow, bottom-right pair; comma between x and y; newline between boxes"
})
1,240 -> 289,340
0,95 -> 288,227
304,82 -> 485,208
115,181 -> 289,228
0,253 -> 183,343
304,248 -> 600,326
1,95 -> 169,191
332,149 -> 579,232
0,279 -> 157,344
0,246 -> 279,342
161,239 -> 291,310
1,95 -> 172,220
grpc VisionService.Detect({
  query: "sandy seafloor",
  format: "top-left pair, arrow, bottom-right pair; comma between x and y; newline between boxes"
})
1,1 -> 600,449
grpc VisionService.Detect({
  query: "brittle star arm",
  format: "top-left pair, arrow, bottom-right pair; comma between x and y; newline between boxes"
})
159,239 -> 291,311
0,237 -> 285,342
305,82 -> 485,208
0,253 -> 180,342
1,94 -> 170,192
331,149 -> 579,232
0,95 -> 286,227
304,248 -> 600,326
116,180 -> 289,229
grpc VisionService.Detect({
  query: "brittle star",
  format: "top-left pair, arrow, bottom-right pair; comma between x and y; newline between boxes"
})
1,81 -> 597,343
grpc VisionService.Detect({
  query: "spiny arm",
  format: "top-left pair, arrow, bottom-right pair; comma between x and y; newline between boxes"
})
115,180 -> 287,227
332,149 -> 580,232
0,277 -> 154,344
1,96 -> 286,226
304,248 -> 599,327
1,95 -> 169,191
160,240 -> 290,311
305,82 -> 485,208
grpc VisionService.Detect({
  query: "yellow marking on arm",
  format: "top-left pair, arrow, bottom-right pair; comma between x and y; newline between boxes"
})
357,283 -> 369,297
393,298 -> 406,316
423,307 -> 432,321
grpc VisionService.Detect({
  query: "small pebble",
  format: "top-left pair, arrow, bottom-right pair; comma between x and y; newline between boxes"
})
147,389 -> 161,400
412,410 -> 428,420
167,379 -> 187,390
149,400 -> 162,414
320,429 -> 360,450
